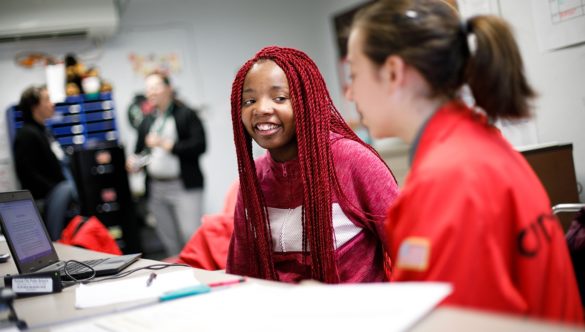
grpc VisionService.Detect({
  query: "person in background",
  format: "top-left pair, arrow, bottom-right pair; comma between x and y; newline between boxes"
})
13,85 -> 77,240
226,46 -> 399,283
346,0 -> 583,324
129,72 -> 206,257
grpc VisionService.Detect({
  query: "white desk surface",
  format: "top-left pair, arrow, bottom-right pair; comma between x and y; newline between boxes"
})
0,242 -> 581,332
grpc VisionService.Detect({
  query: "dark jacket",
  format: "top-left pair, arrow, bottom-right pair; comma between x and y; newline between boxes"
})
135,101 -> 206,189
13,120 -> 65,199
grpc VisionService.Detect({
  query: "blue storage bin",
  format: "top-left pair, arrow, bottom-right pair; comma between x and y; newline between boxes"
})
48,114 -> 82,125
54,104 -> 81,114
57,135 -> 86,146
87,130 -> 117,143
84,100 -> 114,112
6,94 -> 118,148
85,110 -> 113,122
51,124 -> 85,136
86,120 -> 115,132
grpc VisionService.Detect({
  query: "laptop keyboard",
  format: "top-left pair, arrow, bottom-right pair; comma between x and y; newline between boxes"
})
61,258 -> 107,274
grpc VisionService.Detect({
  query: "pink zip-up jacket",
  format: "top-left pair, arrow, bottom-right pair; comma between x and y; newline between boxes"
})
227,133 -> 399,283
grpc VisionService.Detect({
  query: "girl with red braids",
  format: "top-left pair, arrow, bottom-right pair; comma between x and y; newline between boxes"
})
226,46 -> 399,283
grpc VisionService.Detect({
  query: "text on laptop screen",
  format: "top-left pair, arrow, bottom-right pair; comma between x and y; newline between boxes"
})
0,199 -> 53,264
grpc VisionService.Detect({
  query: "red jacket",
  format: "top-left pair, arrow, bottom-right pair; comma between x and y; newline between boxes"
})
387,102 -> 583,325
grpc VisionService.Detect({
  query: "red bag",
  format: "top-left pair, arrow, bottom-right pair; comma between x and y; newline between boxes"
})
59,215 -> 122,255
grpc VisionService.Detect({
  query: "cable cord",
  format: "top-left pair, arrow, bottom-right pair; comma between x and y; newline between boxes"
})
63,260 -> 97,283
79,263 -> 190,285
59,259 -> 189,288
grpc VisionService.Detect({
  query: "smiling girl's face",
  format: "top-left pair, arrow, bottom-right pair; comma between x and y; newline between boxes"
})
241,60 -> 297,162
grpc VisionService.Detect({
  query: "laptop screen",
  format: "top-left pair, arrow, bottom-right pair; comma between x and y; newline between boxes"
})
0,197 -> 54,265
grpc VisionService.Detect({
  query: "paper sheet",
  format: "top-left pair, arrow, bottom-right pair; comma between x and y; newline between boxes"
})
457,0 -> 501,18
532,0 -> 585,51
75,270 -> 200,308
60,282 -> 452,332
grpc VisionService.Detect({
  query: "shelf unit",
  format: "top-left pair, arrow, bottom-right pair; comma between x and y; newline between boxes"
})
6,92 -> 118,151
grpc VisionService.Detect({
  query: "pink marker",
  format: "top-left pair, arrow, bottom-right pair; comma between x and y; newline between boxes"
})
207,277 -> 246,288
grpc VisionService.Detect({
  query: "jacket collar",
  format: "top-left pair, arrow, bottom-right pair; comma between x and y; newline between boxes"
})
411,100 -> 492,166
265,151 -> 300,179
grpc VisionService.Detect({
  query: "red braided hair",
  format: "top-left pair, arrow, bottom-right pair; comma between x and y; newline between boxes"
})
230,46 -> 394,283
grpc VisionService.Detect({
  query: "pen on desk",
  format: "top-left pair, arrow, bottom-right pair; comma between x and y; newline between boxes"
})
146,272 -> 157,287
159,285 -> 211,302
207,277 -> 246,288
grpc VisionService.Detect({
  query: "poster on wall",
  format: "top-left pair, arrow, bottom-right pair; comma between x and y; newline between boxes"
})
128,52 -> 182,76
457,0 -> 501,18
532,0 -> 585,51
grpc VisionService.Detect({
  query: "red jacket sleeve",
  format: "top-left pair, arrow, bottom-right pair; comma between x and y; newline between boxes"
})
177,214 -> 234,270
177,181 -> 239,270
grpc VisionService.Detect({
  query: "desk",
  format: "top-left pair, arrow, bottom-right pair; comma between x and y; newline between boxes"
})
0,242 -> 238,330
0,242 -> 581,332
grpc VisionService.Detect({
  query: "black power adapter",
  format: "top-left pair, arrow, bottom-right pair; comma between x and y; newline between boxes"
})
4,271 -> 62,296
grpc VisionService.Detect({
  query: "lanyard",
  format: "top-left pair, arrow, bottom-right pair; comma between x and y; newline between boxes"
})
153,104 -> 173,135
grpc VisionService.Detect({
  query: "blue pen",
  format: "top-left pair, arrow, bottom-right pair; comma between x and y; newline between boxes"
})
159,284 -> 211,302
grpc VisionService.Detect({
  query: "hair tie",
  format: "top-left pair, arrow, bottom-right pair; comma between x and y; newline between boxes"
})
461,19 -> 478,56
405,10 -> 418,19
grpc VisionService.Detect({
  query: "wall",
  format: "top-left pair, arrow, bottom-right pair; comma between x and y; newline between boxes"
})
0,0 -> 364,214
1,0 -> 584,214
500,0 -> 585,201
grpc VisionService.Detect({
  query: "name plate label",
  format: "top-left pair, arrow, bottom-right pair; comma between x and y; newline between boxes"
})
12,278 -> 53,293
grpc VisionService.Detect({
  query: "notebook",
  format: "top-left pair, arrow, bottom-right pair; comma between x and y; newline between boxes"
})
0,190 -> 141,280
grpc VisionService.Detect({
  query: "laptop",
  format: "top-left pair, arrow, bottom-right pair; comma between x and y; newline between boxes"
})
0,190 -> 141,280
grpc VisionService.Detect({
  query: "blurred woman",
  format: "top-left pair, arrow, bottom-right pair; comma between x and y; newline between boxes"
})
130,72 -> 206,256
